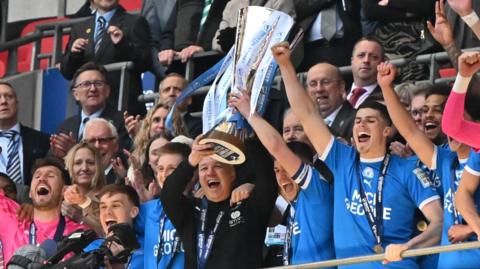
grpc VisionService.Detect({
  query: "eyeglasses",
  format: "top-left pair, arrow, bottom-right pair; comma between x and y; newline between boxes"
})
73,80 -> 106,90
410,109 -> 423,117
83,136 -> 116,145
308,79 -> 341,88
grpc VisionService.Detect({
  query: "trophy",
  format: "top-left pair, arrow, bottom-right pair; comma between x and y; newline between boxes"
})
200,6 -> 300,165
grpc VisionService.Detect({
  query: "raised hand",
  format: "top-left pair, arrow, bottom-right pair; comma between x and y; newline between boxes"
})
64,184 -> 88,205
447,0 -> 473,16
377,62 -> 397,89
271,42 -> 292,66
230,183 -> 255,206
107,26 -> 124,44
188,135 -> 215,167
123,111 -> 141,138
71,38 -> 88,53
50,132 -> 76,159
228,90 -> 251,118
458,51 -> 480,77
427,0 -> 454,48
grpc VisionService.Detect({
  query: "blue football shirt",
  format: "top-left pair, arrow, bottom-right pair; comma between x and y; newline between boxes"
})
320,138 -> 440,269
438,150 -> 480,268
287,163 -> 335,266
136,199 -> 185,269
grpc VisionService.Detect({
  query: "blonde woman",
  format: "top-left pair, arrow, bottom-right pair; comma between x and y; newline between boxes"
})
62,142 -> 105,235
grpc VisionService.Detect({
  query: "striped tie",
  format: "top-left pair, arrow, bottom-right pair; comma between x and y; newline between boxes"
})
95,16 -> 106,54
200,0 -> 212,27
2,130 -> 21,184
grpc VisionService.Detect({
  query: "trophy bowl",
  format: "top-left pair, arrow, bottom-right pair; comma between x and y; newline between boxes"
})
199,121 -> 246,165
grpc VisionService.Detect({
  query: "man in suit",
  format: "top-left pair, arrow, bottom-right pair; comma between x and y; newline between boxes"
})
347,36 -> 385,109
61,0 -> 151,116
0,82 -> 50,202
83,118 -> 122,185
52,62 -> 128,159
306,62 -> 355,140
157,73 -> 202,138
295,0 -> 362,71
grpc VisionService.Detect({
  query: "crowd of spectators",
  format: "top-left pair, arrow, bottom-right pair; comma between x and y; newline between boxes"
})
2,0 -> 480,268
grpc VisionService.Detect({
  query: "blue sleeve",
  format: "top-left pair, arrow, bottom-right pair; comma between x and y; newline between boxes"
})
319,138 -> 357,173
465,150 -> 480,176
83,239 -> 104,252
406,160 -> 440,209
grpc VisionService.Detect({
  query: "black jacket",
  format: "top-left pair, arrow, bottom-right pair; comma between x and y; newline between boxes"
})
161,139 -> 277,269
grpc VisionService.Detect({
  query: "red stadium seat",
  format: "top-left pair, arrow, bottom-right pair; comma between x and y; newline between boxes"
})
17,17 -> 70,72
0,51 -> 7,78
119,0 -> 142,11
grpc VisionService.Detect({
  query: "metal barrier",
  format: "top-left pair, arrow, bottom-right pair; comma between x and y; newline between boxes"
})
268,241 -> 480,268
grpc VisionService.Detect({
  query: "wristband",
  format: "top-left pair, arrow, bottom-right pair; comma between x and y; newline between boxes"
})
452,73 -> 472,94
78,196 -> 92,209
462,11 -> 480,28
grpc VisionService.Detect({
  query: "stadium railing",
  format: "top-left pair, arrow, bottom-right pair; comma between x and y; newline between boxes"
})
265,241 -> 480,268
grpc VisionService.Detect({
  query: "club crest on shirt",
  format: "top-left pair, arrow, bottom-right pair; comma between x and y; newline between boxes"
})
413,168 -> 431,188
362,167 -> 374,179
229,210 -> 244,227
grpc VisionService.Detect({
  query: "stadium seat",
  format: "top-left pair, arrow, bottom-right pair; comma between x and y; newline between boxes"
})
17,17 -> 70,73
119,0 -> 142,11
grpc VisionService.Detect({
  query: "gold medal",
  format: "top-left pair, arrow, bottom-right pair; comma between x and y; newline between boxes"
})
373,244 -> 384,253
86,28 -> 91,34
417,220 -> 428,232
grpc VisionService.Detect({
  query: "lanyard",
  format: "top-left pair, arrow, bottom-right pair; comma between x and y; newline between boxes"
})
282,202 -> 295,265
29,215 -> 66,245
355,154 -> 390,253
156,213 -> 181,269
449,158 -> 461,225
196,198 -> 225,269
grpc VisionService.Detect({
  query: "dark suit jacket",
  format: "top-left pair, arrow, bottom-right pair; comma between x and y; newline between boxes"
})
174,0 -> 230,51
183,113 -> 202,138
330,101 -> 355,140
61,5 -> 152,116
20,125 -> 50,186
55,104 -> 130,149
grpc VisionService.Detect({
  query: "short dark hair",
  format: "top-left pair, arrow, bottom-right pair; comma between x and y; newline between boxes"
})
158,142 -> 191,159
352,36 -> 385,60
0,172 -> 17,195
31,157 -> 70,185
425,84 -> 451,100
357,100 -> 392,126
286,141 -> 313,164
70,62 -> 109,90
159,73 -> 187,90
97,184 -> 140,207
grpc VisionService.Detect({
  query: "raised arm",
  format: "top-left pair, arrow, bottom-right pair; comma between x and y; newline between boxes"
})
377,62 -> 436,168
442,51 -> 480,149
271,42 -> 333,156
448,0 -> 480,39
229,91 -> 301,176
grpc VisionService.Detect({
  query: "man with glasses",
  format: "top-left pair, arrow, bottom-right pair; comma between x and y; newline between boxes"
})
52,62 -> 129,160
83,118 -> 122,185
306,62 -> 355,141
